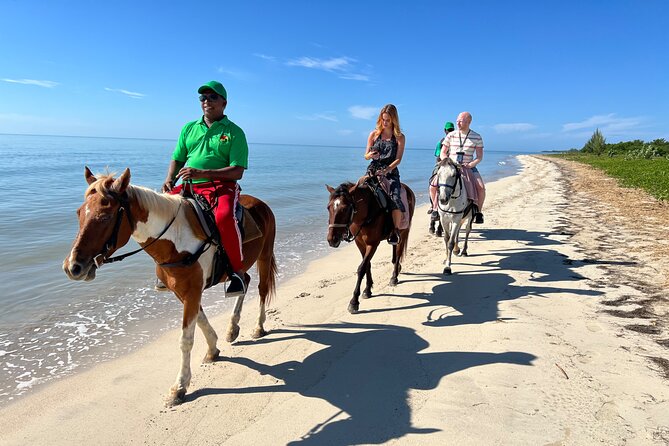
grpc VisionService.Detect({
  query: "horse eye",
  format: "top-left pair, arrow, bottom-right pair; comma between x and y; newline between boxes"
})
100,198 -> 110,206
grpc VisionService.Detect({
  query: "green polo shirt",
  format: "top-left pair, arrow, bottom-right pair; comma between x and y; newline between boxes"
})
172,115 -> 249,183
435,138 -> 445,157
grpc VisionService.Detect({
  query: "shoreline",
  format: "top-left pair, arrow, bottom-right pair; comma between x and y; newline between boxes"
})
1,155 -> 666,444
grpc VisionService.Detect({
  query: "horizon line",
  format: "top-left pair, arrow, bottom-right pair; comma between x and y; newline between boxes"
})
0,132 -> 539,153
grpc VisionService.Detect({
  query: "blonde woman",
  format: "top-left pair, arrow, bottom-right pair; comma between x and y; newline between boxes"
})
364,104 -> 406,245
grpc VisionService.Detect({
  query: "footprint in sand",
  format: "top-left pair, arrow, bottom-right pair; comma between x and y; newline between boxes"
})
318,279 -> 334,288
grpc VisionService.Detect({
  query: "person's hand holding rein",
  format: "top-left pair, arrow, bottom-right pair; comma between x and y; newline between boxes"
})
175,166 -> 203,182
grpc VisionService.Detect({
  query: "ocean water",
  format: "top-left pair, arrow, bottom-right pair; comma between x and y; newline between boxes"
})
0,133 -> 523,405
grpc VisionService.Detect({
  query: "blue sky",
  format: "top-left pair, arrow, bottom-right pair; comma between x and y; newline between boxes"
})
0,0 -> 667,151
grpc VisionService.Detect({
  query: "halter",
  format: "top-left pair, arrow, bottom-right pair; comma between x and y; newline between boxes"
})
93,192 -> 182,268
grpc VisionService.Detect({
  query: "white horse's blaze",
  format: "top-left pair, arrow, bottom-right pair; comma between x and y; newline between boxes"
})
333,198 -> 341,211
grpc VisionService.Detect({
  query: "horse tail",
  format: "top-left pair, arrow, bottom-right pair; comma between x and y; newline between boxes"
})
396,184 -> 415,265
257,203 -> 278,307
265,252 -> 278,305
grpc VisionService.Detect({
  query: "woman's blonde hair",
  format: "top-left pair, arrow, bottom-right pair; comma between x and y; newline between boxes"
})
374,104 -> 402,138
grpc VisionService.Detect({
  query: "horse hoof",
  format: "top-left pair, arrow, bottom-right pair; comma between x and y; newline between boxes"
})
443,267 -> 452,275
202,348 -> 220,363
251,327 -> 267,339
226,325 -> 240,343
461,250 -> 468,257
348,303 -> 359,314
389,278 -> 398,287
453,248 -> 461,255
361,291 -> 372,299
165,390 -> 186,407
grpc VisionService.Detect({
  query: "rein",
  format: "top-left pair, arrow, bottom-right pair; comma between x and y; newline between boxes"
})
94,194 -> 183,268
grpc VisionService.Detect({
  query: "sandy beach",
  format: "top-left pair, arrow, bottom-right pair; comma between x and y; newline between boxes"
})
1,155 -> 667,445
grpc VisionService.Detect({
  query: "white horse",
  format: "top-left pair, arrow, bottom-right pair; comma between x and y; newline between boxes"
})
435,158 -> 475,275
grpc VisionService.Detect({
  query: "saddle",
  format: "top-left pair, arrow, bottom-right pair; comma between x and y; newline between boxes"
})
184,191 -> 262,290
358,175 -> 411,230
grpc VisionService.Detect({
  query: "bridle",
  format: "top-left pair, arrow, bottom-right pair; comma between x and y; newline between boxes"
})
93,192 -> 182,268
327,193 -> 360,243
435,164 -> 470,215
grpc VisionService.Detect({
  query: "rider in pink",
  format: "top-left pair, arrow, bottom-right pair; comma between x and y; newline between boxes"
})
440,111 -> 486,224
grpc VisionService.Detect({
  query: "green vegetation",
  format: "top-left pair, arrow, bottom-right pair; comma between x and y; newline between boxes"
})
549,130 -> 669,201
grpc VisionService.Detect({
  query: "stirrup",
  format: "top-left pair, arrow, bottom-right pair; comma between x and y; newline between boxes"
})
225,273 -> 247,297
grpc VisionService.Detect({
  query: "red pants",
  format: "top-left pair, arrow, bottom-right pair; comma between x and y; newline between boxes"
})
170,181 -> 243,271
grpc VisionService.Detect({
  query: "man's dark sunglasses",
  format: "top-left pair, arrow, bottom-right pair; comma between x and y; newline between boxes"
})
199,93 -> 223,102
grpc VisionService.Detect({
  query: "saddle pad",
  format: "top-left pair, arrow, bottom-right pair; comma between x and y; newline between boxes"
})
378,178 -> 411,230
241,207 -> 262,244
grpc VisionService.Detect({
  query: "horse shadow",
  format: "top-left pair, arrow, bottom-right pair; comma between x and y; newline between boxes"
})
375,229 -> 606,326
476,228 -> 564,247
191,322 -> 535,444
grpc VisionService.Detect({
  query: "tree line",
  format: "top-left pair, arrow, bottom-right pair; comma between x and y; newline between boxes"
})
580,129 -> 669,159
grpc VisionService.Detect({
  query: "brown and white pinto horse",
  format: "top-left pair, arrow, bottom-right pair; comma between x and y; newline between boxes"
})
63,167 -> 277,406
326,180 -> 415,314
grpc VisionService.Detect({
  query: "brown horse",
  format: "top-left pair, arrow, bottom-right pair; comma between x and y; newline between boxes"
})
63,167 -> 277,406
326,179 -> 415,313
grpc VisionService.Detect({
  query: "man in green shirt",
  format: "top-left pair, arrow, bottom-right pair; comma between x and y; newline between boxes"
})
159,80 -> 249,297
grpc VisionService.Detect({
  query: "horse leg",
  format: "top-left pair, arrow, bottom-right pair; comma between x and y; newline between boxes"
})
225,294 -> 245,343
452,217 -> 462,256
349,259 -> 367,314
166,296 -> 200,407
361,261 -> 374,299
197,306 -> 220,363
350,244 -> 375,314
460,214 -> 474,257
390,239 -> 403,286
252,250 -> 276,339
443,223 -> 457,275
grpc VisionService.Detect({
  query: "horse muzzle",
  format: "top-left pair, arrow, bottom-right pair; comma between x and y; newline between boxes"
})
63,257 -> 97,281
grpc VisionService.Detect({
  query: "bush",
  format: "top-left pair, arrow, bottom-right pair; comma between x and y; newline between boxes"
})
582,129 -> 606,155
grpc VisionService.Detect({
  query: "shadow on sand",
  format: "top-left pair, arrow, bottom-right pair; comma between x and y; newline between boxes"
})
189,227 -> 608,443
190,323 -> 535,444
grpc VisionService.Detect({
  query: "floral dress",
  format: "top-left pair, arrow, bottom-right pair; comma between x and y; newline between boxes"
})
366,134 -> 405,212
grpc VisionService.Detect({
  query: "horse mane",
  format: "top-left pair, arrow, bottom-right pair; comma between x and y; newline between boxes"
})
86,173 -> 182,220
334,182 -> 355,196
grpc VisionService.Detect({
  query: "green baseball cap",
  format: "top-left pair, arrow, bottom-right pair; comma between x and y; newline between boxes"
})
444,121 -> 455,131
198,81 -> 227,100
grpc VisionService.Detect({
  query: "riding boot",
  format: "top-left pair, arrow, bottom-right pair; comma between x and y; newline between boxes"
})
388,228 -> 400,245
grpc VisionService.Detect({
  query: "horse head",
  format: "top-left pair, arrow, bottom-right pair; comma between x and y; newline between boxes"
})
325,182 -> 358,248
437,157 -> 460,205
63,167 -> 135,281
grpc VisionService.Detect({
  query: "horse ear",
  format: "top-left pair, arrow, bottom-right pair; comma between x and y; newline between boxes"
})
348,184 -> 357,194
85,166 -> 97,185
112,168 -> 131,194
326,184 -> 335,194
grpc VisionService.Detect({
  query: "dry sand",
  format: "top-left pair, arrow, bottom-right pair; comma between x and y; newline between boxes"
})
0,155 -> 667,445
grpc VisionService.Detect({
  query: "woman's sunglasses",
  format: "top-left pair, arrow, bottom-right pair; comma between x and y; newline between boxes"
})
199,93 -> 223,102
